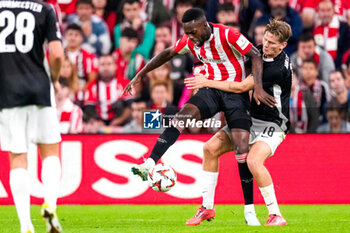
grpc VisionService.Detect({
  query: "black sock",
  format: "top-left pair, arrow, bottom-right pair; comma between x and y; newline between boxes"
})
238,162 -> 254,205
149,127 -> 181,163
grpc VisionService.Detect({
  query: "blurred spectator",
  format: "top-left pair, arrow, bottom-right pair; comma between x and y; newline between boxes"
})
58,0 -> 77,20
60,57 -> 79,95
317,99 -> 350,133
56,77 -> 84,134
148,63 -> 174,103
142,0 -> 172,27
290,72 -> 319,133
118,97 -> 147,133
329,71 -> 350,121
112,28 -> 145,80
290,0 -> 350,28
288,0 -> 316,29
153,24 -> 193,90
82,107 -> 105,133
84,55 -> 131,125
45,0 -> 63,26
93,0 -> 117,38
168,0 -> 194,45
257,0 -> 302,55
238,0 -> 264,39
253,23 -> 267,46
290,32 -> 335,83
342,55 -> 350,89
67,0 -> 112,56
300,59 -> 331,122
155,24 -> 172,46
149,82 -> 178,115
114,0 -> 156,59
313,0 -> 350,69
64,23 -> 98,103
216,2 -> 237,25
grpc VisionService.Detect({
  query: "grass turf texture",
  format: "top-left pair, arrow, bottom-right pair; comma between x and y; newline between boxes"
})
0,205 -> 349,232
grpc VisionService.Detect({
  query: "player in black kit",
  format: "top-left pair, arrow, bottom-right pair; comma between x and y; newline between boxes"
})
185,19 -> 292,226
0,1 -> 64,232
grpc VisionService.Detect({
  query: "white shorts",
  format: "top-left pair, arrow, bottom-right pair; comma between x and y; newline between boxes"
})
223,118 -> 286,156
0,105 -> 61,154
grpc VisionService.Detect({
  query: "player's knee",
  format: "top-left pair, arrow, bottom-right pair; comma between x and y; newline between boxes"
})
235,143 -> 249,155
177,104 -> 201,120
203,142 -> 220,160
247,155 -> 260,172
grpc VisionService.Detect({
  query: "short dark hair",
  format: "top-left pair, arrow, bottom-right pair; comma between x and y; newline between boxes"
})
330,70 -> 345,79
65,23 -> 84,36
217,2 -> 235,13
151,81 -> 169,91
303,58 -> 318,68
182,8 -> 205,23
299,32 -> 315,43
132,96 -> 147,105
123,0 -> 141,6
121,27 -> 138,39
326,99 -> 343,113
175,0 -> 194,8
76,0 -> 93,7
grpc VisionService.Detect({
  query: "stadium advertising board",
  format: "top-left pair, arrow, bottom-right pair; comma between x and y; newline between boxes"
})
1,134 -> 349,205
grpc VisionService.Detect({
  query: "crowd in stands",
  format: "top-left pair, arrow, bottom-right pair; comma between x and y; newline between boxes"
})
46,0 -> 350,134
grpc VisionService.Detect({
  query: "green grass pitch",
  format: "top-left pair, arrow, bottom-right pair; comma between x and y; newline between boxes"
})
0,204 -> 349,232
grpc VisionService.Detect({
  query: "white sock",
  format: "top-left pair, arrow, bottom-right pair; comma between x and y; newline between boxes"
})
259,184 -> 281,216
244,204 -> 256,213
41,156 -> 61,210
144,158 -> 156,169
201,171 -> 219,209
10,168 -> 34,232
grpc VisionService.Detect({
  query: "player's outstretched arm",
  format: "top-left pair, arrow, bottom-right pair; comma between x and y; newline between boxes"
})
245,46 -> 276,107
48,41 -> 64,83
123,47 -> 178,95
185,74 -> 254,93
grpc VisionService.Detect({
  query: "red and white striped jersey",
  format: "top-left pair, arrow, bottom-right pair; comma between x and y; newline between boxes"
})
85,77 -> 130,121
313,16 -> 340,59
174,23 -> 252,82
66,48 -> 98,84
57,99 -> 83,134
112,49 -> 145,80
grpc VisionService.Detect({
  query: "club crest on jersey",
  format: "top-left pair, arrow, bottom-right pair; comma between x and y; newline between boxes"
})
216,46 -> 223,53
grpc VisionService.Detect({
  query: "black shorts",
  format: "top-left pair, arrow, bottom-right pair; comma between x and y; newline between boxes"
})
187,88 -> 251,131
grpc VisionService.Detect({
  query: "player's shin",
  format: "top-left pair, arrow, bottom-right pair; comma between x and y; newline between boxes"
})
10,168 -> 34,232
149,122 -> 182,163
259,183 -> 281,216
41,156 -> 61,210
201,170 -> 219,209
236,153 -> 254,206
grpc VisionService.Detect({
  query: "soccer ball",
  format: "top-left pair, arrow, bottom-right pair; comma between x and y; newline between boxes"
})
147,163 -> 177,192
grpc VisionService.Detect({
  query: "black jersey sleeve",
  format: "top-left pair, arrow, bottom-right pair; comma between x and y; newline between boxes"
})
45,6 -> 61,42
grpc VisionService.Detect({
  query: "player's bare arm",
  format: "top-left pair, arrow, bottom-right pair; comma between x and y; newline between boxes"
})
245,46 -> 276,108
184,73 -> 254,93
48,41 -> 64,83
123,47 -> 178,95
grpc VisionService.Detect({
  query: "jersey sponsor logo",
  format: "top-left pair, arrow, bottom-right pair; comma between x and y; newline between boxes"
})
197,54 -> 226,64
143,110 -> 161,129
